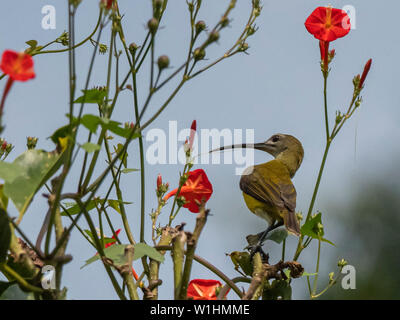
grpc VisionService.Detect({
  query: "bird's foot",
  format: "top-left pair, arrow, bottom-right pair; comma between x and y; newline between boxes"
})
246,243 -> 269,262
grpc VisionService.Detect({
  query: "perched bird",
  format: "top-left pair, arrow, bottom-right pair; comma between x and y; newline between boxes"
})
211,133 -> 304,252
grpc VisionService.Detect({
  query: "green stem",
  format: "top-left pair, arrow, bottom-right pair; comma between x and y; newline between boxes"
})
34,9 -> 103,56
323,74 -> 330,139
0,263 -> 43,294
312,239 -> 321,295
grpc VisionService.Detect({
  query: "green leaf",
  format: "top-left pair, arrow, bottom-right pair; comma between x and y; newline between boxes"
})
0,150 -> 63,221
49,123 -> 77,145
107,199 -> 133,214
0,209 -> 11,263
84,229 -> 116,247
0,185 -> 9,210
61,198 -> 130,216
81,114 -> 101,134
113,143 -> 128,168
265,226 -> 289,244
300,213 -> 335,246
81,243 -> 164,269
0,284 -> 34,300
61,199 -> 99,216
78,114 -> 141,140
74,89 -> 107,104
228,251 -> 253,276
25,40 -> 38,49
121,168 -> 139,174
263,280 -> 292,300
81,142 -> 101,153
302,272 -> 318,277
0,281 -> 15,296
102,120 -> 132,139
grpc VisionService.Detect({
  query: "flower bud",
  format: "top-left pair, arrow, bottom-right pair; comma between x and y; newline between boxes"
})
70,0 -> 82,8
27,136 -> 38,149
247,26 -> 257,36
238,42 -> 249,52
157,174 -> 162,189
359,58 -> 372,89
157,55 -> 170,70
335,111 -> 343,124
193,47 -> 205,61
99,43 -> 108,54
355,97 -> 362,108
56,31 -> 69,46
195,21 -> 206,34
337,258 -> 348,269
207,31 -> 220,44
147,18 -> 159,34
1,140 -> 7,152
296,212 -> 303,222
129,43 -> 139,55
177,196 -> 186,207
220,16 -> 230,28
328,272 -> 336,285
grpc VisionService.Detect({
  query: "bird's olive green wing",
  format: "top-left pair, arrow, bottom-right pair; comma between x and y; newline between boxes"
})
239,165 -> 297,212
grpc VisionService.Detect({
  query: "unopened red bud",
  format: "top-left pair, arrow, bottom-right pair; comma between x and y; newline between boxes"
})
157,55 -> 170,70
359,59 -> 372,89
157,174 -> 162,189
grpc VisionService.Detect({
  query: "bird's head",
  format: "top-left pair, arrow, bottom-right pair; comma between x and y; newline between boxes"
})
210,133 -> 304,177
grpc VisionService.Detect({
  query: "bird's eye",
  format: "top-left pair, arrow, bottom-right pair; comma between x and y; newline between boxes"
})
272,135 -> 280,143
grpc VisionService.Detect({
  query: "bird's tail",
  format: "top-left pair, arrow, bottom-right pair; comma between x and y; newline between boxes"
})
284,211 -> 301,236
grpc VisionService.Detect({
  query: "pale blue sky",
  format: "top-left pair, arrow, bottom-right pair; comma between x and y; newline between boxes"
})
0,0 -> 398,299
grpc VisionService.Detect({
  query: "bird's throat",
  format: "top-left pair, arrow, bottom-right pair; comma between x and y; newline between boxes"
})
275,150 -> 302,178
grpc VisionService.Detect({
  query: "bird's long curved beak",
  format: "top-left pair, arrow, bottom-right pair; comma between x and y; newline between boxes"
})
209,142 -> 267,153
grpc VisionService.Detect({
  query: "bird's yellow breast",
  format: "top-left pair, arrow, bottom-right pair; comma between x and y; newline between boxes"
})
241,160 -> 293,223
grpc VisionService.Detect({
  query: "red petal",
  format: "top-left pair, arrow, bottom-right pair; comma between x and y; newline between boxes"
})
305,7 -> 351,42
0,50 -> 35,82
187,279 -> 223,300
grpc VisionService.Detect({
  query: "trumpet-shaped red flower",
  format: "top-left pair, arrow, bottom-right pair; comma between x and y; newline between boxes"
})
305,6 -> 351,42
0,50 -> 35,81
164,169 -> 213,213
187,279 -> 225,300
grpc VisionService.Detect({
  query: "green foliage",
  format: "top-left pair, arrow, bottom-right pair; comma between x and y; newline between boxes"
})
81,142 -> 101,153
80,114 -> 140,140
229,251 -> 253,276
301,212 -> 334,246
113,143 -> 128,167
263,279 -> 292,300
0,185 -> 9,210
49,123 -> 76,145
0,209 -> 11,263
74,89 -> 107,104
0,283 -> 34,300
265,226 -> 288,244
84,230 -> 116,247
121,168 -> 139,174
0,150 -> 63,221
61,198 -> 131,216
81,243 -> 165,269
